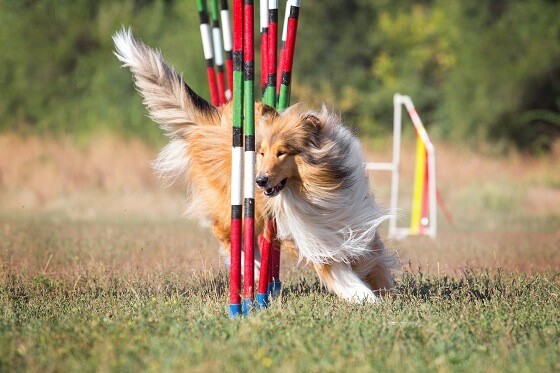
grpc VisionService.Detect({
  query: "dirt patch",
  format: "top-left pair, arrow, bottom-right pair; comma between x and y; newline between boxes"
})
0,134 -> 162,209
393,230 -> 560,274
1,133 -> 559,274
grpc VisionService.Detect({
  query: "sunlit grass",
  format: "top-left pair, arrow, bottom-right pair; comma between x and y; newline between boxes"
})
1,267 -> 558,371
1,135 -> 559,370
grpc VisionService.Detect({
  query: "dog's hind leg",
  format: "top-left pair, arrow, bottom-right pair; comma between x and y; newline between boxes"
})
313,263 -> 379,303
353,257 -> 394,297
352,233 -> 397,296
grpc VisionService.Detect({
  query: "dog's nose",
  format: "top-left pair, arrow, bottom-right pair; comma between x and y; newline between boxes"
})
255,173 -> 269,188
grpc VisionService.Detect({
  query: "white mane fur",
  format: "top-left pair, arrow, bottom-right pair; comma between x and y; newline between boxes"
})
270,109 -> 391,265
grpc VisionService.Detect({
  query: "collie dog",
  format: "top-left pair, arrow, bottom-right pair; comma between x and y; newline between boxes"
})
113,28 -> 397,302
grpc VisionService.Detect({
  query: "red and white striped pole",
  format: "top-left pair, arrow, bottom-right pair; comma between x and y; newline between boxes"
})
260,0 -> 269,95
267,0 -> 300,299
277,0 -> 300,111
257,219 -> 274,307
220,0 -> 234,100
262,0 -> 280,301
210,0 -> 227,105
263,0 -> 278,106
196,0 -> 220,106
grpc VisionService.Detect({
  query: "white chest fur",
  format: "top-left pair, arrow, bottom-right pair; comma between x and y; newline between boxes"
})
270,125 -> 389,264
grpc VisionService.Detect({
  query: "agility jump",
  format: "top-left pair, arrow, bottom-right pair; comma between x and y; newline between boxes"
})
367,93 -> 438,240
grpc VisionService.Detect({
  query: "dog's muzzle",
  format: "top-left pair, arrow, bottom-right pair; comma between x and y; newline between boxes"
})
256,174 -> 288,197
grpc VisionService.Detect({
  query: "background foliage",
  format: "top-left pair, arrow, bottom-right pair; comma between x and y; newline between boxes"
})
0,0 -> 559,150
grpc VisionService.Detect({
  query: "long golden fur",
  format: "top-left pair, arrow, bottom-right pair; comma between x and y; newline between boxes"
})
114,28 -> 397,302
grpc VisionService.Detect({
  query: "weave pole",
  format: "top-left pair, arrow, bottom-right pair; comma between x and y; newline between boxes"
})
263,0 -> 278,107
229,0 -> 244,318
256,0 -> 272,309
256,220 -> 274,307
210,0 -> 227,104
276,0 -> 288,94
220,0 -> 234,99
268,0 -> 300,297
266,0 -> 281,300
242,0 -> 256,316
196,0 -> 220,106
260,0 -> 269,95
277,0 -> 300,111
255,0 -> 280,308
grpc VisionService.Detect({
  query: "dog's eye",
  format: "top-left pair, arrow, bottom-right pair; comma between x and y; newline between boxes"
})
277,151 -> 285,157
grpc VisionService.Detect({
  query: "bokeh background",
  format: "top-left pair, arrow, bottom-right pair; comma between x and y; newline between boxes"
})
2,1 -> 560,149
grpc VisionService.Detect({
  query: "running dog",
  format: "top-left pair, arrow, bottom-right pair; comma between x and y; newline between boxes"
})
113,28 -> 397,302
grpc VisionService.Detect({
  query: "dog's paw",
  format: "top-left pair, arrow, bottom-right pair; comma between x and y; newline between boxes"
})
346,290 -> 379,304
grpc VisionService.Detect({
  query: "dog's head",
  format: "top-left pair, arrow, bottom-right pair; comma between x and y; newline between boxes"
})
256,104 -> 325,197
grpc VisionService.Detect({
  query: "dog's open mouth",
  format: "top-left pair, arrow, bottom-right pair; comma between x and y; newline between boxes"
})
264,178 -> 288,197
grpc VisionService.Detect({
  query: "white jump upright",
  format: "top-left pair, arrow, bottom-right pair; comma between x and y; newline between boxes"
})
367,93 -> 437,240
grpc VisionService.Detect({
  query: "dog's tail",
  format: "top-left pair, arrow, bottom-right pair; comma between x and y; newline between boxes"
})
113,27 -> 218,137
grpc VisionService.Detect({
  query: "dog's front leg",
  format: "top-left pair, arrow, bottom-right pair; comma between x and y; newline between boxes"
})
219,241 -> 261,281
313,263 -> 378,303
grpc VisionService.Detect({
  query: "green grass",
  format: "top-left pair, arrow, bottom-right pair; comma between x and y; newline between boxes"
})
1,264 -> 558,371
1,137 -> 559,371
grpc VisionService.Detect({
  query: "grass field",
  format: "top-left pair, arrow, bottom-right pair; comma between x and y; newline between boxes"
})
1,134 -> 559,371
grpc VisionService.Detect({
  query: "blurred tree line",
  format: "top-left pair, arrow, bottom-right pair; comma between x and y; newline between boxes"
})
0,0 -> 559,151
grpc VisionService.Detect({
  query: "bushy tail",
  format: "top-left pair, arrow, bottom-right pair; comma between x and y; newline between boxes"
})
113,27 -> 217,137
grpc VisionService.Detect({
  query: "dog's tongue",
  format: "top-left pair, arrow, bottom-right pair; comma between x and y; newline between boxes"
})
263,178 -> 287,197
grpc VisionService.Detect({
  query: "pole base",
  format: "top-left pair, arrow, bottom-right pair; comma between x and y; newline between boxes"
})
242,299 -> 253,316
256,293 -> 269,308
229,304 -> 242,318
268,279 -> 282,299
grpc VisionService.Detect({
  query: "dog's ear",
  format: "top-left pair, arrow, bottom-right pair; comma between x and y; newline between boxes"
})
301,113 -> 324,148
261,104 -> 278,119
113,28 -> 219,137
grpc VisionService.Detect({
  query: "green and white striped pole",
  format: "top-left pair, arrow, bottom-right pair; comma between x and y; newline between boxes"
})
242,0 -> 256,316
229,0 -> 244,318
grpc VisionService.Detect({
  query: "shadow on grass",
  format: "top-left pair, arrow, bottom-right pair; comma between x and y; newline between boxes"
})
187,271 -> 328,299
185,268 -> 513,303
4,268 -> 553,307
282,275 -> 326,297
394,269 -> 525,302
